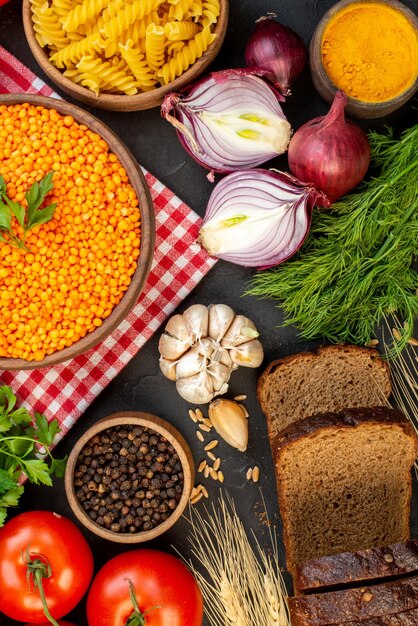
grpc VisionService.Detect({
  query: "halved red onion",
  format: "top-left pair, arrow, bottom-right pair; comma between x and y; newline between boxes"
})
161,68 -> 292,173
198,169 -> 329,269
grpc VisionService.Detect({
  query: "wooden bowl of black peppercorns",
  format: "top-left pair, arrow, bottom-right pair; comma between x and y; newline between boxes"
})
64,412 -> 194,543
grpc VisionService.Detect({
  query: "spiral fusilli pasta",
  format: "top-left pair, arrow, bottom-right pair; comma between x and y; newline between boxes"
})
30,0 -> 220,95
158,26 -> 215,84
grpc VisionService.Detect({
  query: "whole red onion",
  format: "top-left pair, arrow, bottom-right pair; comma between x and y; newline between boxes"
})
288,91 -> 370,203
245,16 -> 307,97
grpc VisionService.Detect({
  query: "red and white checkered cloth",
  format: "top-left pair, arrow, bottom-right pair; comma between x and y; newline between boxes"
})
0,45 -> 217,442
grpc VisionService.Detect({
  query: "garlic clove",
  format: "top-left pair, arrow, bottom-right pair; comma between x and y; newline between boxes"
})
219,347 -> 234,369
208,398 -> 248,452
207,362 -> 232,392
221,315 -> 260,348
183,304 -> 209,342
208,304 -> 235,342
194,336 -> 215,359
176,370 -> 214,405
158,333 -> 191,360
175,349 -> 205,380
230,339 -> 264,368
159,356 -> 178,381
165,313 -> 192,342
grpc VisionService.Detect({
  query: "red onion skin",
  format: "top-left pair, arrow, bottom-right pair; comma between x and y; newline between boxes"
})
245,16 -> 307,96
288,91 -> 370,203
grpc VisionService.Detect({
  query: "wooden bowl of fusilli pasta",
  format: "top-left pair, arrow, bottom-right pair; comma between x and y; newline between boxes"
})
22,0 -> 228,111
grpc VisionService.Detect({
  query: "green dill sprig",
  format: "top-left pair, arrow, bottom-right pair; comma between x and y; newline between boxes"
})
246,124 -> 418,355
0,171 -> 57,251
0,385 -> 66,527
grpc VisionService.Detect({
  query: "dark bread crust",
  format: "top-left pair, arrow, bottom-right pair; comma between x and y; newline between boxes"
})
335,606 -> 418,625
258,344 -> 391,441
288,575 -> 418,625
295,539 -> 418,595
274,407 -> 418,576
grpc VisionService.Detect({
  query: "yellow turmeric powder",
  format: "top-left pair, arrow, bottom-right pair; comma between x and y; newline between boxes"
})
321,2 -> 418,102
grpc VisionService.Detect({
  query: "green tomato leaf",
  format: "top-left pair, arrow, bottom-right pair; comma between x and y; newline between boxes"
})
34,412 -> 60,447
0,485 -> 24,507
0,385 -> 17,413
21,458 -> 53,485
50,456 -> 67,478
0,469 -> 16,494
0,508 -> 7,527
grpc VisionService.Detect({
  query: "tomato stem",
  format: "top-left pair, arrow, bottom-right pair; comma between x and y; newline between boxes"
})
22,546 -> 60,626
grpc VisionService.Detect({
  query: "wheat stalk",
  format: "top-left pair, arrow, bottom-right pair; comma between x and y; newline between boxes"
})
382,315 -> 418,475
181,492 -> 290,626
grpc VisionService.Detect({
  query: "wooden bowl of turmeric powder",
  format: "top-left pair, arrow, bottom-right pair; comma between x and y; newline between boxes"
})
310,0 -> 418,119
0,94 -> 155,369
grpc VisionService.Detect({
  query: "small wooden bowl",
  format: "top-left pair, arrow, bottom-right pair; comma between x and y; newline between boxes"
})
0,94 -> 155,370
310,0 -> 418,119
22,0 -> 229,111
65,412 -> 194,543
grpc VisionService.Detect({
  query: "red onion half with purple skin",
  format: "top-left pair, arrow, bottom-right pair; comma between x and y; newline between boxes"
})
198,169 -> 329,269
245,16 -> 308,96
161,68 -> 292,174
288,91 -> 371,203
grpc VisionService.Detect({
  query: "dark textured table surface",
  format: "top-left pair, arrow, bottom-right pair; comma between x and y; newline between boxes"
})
1,1 -> 417,624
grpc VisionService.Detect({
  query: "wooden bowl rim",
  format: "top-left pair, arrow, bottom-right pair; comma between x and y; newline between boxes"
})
64,412 -> 194,542
0,94 -> 155,370
309,0 -> 418,117
22,0 -> 229,111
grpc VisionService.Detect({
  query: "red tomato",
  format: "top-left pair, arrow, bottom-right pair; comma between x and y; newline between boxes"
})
0,0 -> 10,6
0,511 -> 94,623
24,623 -> 77,625
87,550 -> 203,626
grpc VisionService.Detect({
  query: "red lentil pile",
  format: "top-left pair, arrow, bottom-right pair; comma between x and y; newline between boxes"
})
0,103 -> 141,361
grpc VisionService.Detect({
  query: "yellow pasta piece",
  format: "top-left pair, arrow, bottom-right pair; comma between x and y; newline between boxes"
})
119,39 -> 157,90
102,0 -> 162,40
50,33 -> 104,68
168,0 -> 201,21
145,23 -> 166,72
76,55 -> 139,94
201,0 -> 220,27
61,0 -> 112,32
158,26 -> 215,84
164,20 -> 199,41
63,66 -> 101,94
31,0 -> 70,49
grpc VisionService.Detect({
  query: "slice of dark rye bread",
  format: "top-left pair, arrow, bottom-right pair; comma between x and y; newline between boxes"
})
258,345 -> 391,439
273,407 -> 418,576
294,539 -> 418,595
333,607 -> 418,626
288,575 -> 418,625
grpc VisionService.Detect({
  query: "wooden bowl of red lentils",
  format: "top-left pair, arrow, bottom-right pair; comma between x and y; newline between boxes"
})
65,412 -> 194,542
0,94 -> 155,369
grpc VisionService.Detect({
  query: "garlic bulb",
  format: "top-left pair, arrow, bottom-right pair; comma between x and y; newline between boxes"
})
158,304 -> 264,404
208,398 -> 248,452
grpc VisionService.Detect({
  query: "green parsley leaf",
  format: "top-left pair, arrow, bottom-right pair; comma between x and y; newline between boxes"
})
49,456 -> 67,478
0,385 -> 17,413
0,413 -> 13,434
0,175 -> 6,200
0,202 -> 11,231
35,412 -> 60,447
27,202 -> 57,230
6,437 -> 34,457
21,458 -> 53,486
0,469 -> 16,494
7,407 -> 33,427
26,171 -> 55,224
0,509 -> 7,527
0,485 -> 24,507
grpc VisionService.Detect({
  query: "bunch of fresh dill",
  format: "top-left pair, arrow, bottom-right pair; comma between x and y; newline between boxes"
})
247,124 -> 418,354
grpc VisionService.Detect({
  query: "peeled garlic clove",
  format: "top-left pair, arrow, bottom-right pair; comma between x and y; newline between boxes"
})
221,315 -> 259,348
159,356 -> 177,381
176,370 -> 214,404
230,339 -> 264,368
208,362 -> 232,392
208,304 -> 235,342
158,333 -> 191,360
165,313 -> 192,342
208,398 -> 248,452
183,304 -> 209,341
175,349 -> 205,380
